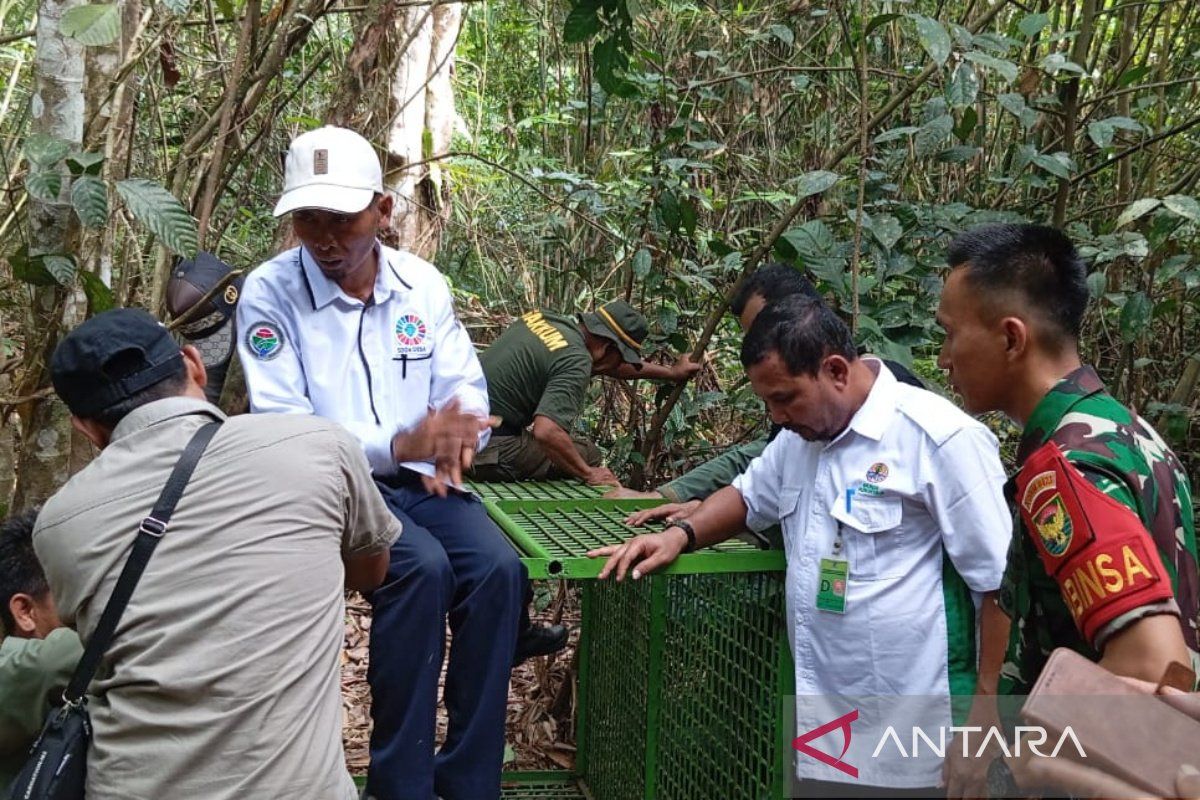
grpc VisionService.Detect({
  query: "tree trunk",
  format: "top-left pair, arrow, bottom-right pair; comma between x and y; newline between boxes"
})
12,0 -> 90,510
384,1 -> 463,260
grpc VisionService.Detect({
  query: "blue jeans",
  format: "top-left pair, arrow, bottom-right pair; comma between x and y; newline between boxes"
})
366,479 -> 524,800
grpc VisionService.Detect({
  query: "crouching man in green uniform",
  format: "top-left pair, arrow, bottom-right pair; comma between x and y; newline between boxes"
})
936,223 -> 1200,797
0,510 -> 83,792
472,300 -> 699,485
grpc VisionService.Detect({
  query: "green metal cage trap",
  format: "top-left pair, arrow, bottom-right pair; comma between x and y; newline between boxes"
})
471,480 -> 795,800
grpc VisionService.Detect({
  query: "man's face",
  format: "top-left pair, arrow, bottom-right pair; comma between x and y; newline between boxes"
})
747,351 -> 846,441
292,196 -> 391,285
591,342 -> 624,376
737,293 -> 767,332
936,267 -> 1011,414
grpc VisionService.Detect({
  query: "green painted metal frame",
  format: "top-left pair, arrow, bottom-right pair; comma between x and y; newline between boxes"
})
485,498 -> 785,579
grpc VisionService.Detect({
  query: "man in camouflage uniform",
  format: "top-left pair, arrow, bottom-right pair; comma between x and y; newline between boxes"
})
936,223 -> 1200,799
936,223 -> 1200,698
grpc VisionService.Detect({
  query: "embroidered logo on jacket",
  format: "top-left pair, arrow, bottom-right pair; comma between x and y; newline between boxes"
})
247,322 -> 284,360
394,313 -> 432,358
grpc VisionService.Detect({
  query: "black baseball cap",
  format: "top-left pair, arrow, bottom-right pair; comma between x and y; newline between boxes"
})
51,308 -> 184,418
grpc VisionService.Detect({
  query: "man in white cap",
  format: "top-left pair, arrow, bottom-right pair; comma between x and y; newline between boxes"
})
236,126 -> 524,800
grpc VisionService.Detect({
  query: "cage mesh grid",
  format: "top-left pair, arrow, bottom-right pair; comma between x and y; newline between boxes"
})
578,573 -> 791,800
578,577 -> 653,800
500,780 -> 589,799
468,479 -> 606,502
655,572 -> 789,799
493,501 -> 760,558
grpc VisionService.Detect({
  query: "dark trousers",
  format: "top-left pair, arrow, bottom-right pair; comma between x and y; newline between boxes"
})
366,479 -> 525,800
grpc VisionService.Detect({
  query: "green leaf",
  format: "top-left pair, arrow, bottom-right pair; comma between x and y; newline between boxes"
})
25,171 -> 62,202
1116,197 -> 1161,228
1032,152 -> 1074,179
1105,116 -> 1143,132
864,13 -> 900,37
964,51 -> 1018,83
44,255 -> 77,286
1118,66 -> 1151,87
1162,194 -> 1200,222
947,62 -> 979,108
873,126 -> 920,144
779,220 -> 845,285
564,0 -> 602,43
915,114 -> 953,156
66,151 -> 105,176
1119,291 -> 1151,343
953,107 -> 978,141
632,248 -> 651,278
115,178 -> 199,256
908,15 -> 951,67
161,0 -> 190,14
79,270 -> 115,313
1086,270 -> 1107,299
8,247 -> 58,286
1018,12 -> 1050,37
658,190 -> 681,231
60,4 -> 120,46
767,24 -> 793,47
1040,52 -> 1085,76
865,213 -> 903,251
795,170 -> 841,199
680,197 -> 697,237
1087,120 -> 1114,149
937,145 -> 981,163
71,175 -> 108,228
214,0 -> 234,17
23,133 -> 71,168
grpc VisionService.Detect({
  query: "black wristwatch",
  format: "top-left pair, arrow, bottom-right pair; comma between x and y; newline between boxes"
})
665,519 -> 697,553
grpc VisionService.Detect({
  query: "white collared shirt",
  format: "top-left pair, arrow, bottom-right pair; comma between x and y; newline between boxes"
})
732,360 -> 1011,787
236,243 -> 490,476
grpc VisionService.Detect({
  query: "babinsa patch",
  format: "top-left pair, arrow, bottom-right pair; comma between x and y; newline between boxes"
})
1032,494 -> 1073,557
247,321 -> 284,360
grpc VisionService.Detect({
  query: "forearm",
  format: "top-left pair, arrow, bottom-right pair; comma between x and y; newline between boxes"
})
660,438 -> 768,502
975,592 -> 1009,696
613,362 -> 682,381
675,486 -> 751,548
533,417 -> 593,479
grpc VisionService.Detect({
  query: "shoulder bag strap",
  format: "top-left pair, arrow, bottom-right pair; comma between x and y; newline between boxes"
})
62,420 -> 222,704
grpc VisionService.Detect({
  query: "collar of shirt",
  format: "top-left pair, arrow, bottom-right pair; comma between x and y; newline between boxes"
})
298,242 -> 413,311
1016,365 -> 1105,466
826,356 -> 897,447
109,396 -> 226,444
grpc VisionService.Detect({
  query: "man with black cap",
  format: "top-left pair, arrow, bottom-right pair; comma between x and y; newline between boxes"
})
473,300 -> 700,484
31,307 -> 400,800
236,125 -> 527,800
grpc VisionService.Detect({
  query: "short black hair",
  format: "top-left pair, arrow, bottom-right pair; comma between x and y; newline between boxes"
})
946,223 -> 1089,344
740,295 -> 857,376
0,509 -> 46,636
731,262 -> 819,316
90,366 -> 189,429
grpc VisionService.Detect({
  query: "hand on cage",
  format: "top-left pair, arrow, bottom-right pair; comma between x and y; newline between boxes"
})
588,528 -> 688,581
623,500 -> 701,528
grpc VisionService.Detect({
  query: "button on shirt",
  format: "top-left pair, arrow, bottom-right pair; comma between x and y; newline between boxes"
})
732,360 -> 1011,787
237,244 -> 490,476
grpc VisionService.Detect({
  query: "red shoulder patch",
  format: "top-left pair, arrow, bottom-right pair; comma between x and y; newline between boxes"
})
1014,441 -> 1174,645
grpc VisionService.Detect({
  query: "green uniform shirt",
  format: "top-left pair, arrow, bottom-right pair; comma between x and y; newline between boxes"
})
479,310 -> 592,432
0,628 -> 83,790
998,366 -> 1200,695
659,437 -> 768,502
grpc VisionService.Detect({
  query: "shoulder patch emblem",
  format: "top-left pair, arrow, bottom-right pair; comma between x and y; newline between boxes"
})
395,313 -> 427,347
865,462 -> 889,484
247,322 -> 284,360
1032,494 -> 1073,557
1021,470 -> 1057,513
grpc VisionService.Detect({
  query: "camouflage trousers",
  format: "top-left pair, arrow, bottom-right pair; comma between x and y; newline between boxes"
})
470,432 -> 601,482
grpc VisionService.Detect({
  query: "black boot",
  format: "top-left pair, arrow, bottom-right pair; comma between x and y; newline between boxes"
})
513,622 -> 568,665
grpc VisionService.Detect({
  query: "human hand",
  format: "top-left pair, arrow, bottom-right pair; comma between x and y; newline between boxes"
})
671,354 -> 702,381
393,400 -> 490,486
585,466 -> 620,487
624,500 -> 701,527
587,528 -> 689,581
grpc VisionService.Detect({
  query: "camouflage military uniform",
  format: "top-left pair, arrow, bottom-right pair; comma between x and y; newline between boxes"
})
997,367 -> 1200,695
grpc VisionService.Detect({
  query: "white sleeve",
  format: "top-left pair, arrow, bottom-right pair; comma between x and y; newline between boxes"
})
237,271 -> 396,473
732,434 -> 789,532
923,424 -> 1012,593
427,273 -> 492,451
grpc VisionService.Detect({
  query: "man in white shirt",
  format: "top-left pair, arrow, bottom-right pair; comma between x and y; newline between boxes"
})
236,126 -> 523,800
591,295 -> 1012,795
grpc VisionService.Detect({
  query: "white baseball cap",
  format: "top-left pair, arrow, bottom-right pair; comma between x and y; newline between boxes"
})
273,126 -> 384,217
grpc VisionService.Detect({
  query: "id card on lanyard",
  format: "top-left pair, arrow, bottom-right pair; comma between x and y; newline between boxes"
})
817,488 -> 852,614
